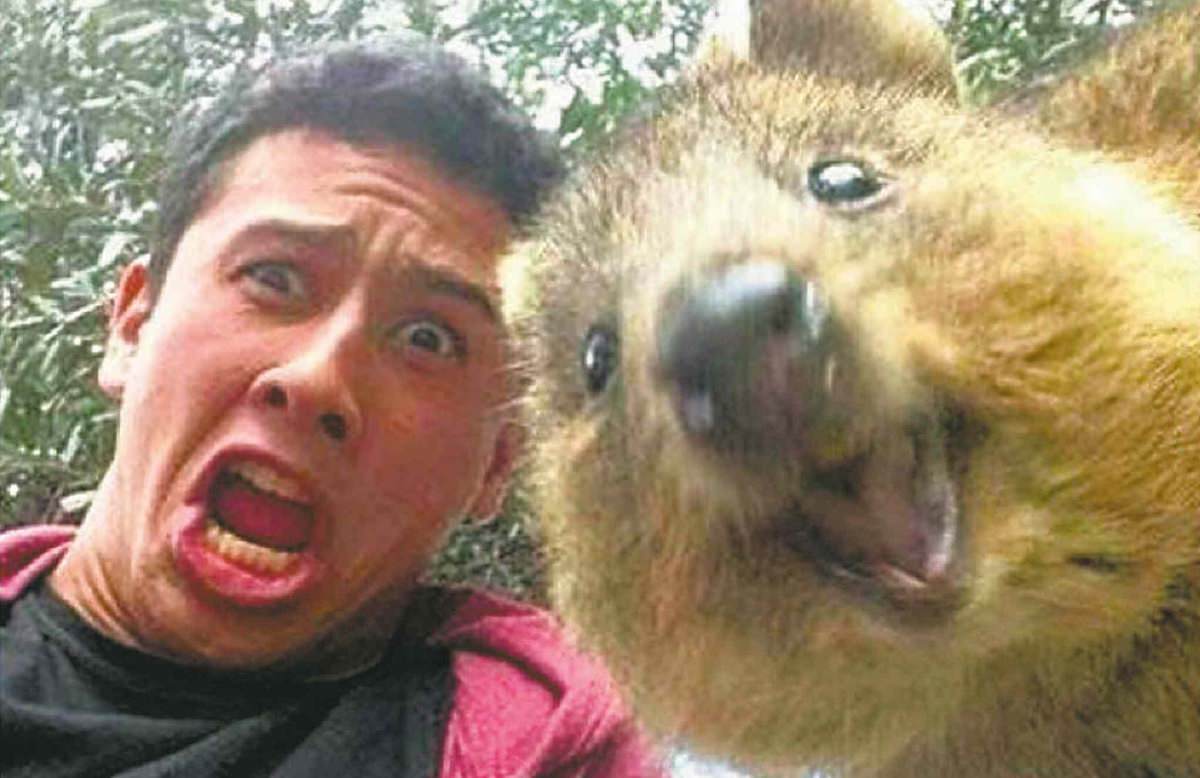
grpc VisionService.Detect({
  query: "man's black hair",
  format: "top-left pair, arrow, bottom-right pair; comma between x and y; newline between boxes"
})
149,36 -> 564,292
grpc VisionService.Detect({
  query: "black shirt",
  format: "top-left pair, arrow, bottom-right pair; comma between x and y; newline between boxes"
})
0,583 -> 452,777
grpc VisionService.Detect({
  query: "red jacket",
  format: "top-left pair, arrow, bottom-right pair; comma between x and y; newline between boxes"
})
0,524 -> 665,778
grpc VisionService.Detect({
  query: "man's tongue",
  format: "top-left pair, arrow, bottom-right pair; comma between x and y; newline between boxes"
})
211,474 -> 313,551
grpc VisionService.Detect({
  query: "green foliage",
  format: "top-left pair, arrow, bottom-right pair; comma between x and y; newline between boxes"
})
0,0 -> 1164,595
455,0 -> 708,146
1,0 -> 387,525
426,493 -> 548,602
948,0 -> 1161,100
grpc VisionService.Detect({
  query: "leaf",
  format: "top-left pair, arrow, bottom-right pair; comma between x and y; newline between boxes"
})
99,18 -> 170,55
0,383 -> 11,428
97,231 -> 136,269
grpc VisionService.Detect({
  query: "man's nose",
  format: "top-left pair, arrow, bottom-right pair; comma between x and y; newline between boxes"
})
249,321 -> 365,445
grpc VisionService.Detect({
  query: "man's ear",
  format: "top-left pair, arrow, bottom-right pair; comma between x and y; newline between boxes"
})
98,260 -> 153,400
466,420 -> 523,522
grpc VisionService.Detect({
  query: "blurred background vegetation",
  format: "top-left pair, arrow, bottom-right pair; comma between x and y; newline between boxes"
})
0,0 -> 1165,599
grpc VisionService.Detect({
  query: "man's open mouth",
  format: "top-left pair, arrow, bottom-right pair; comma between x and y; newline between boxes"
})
775,411 -> 970,621
201,459 -> 316,575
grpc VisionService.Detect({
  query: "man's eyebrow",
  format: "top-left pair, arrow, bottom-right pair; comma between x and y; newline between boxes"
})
229,217 -> 357,251
226,220 -> 499,320
403,262 -> 498,322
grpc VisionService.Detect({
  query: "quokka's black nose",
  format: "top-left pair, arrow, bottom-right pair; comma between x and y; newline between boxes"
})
656,261 -> 839,451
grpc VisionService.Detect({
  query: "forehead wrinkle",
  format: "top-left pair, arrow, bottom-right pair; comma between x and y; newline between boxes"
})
352,197 -> 501,318
335,155 -> 508,259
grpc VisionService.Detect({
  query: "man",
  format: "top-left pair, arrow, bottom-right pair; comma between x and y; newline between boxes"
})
0,37 -> 665,777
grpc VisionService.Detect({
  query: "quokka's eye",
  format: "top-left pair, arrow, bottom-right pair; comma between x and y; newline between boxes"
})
581,325 -> 619,395
807,159 -> 886,206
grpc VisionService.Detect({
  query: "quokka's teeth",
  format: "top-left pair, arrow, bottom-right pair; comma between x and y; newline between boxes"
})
204,517 -> 298,573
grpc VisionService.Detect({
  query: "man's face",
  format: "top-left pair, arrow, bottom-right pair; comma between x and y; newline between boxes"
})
80,130 -> 514,672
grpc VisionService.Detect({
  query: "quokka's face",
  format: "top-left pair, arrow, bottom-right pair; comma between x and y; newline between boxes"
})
504,68 -> 1200,764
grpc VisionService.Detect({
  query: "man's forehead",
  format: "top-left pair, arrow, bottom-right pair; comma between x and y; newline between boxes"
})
169,130 -> 513,300
209,129 -> 512,253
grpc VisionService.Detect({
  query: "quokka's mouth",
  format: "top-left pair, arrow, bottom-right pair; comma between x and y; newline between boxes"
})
774,411 -> 971,622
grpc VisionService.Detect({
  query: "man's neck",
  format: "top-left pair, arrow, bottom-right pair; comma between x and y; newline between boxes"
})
48,474 -> 148,655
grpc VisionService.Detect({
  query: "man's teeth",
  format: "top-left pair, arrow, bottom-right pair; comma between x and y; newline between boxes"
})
204,518 -> 298,573
227,460 -> 309,502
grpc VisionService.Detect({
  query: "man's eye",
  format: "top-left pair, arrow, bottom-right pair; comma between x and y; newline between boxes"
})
395,320 -> 462,359
243,261 -> 306,298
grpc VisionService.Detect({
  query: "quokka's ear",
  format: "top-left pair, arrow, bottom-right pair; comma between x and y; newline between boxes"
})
700,0 -> 958,98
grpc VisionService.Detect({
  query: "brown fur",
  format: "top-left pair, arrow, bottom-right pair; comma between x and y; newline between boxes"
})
750,0 -> 958,97
1018,4 -> 1200,214
502,2 -> 1200,775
